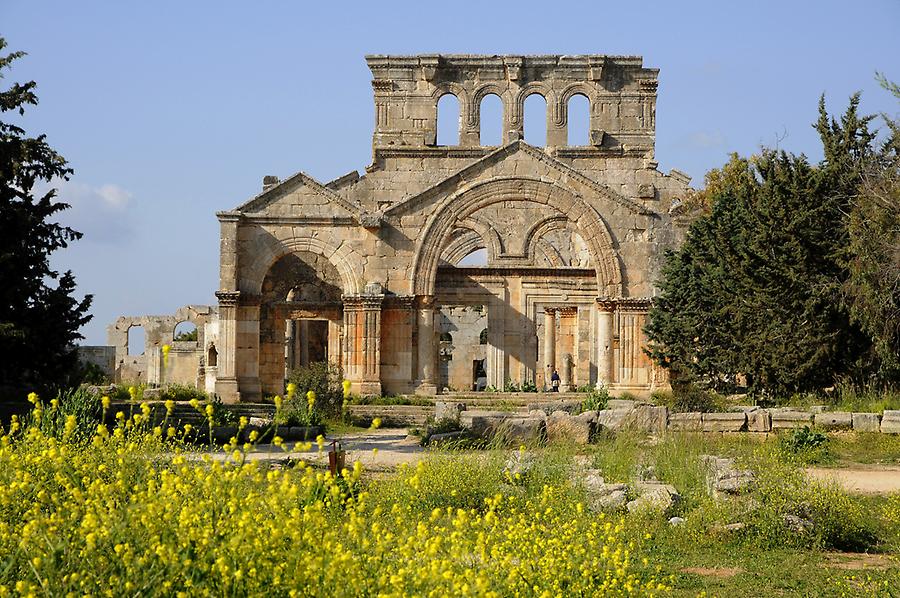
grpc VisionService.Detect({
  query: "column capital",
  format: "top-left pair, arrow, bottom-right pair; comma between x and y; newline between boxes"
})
416,294 -> 436,310
543,306 -> 557,315
215,290 -> 241,308
557,306 -> 578,316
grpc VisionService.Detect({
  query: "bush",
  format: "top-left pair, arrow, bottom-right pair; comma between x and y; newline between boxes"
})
651,386 -> 726,413
26,387 -> 102,444
581,384 -> 609,412
778,426 -> 830,464
287,362 -> 343,419
159,383 -> 208,403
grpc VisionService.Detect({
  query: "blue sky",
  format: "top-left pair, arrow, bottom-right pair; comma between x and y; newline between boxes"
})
3,0 -> 899,345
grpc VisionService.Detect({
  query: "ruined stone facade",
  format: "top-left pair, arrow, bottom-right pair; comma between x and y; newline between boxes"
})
211,54 -> 692,402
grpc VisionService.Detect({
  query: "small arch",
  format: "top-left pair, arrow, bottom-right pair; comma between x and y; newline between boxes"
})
523,93 -> 547,147
173,321 -> 198,342
567,94 -> 590,146
439,332 -> 453,343
479,93 -> 503,146
457,247 -> 488,267
437,93 -> 460,146
207,344 -> 218,367
479,328 -> 488,345
127,325 -> 145,356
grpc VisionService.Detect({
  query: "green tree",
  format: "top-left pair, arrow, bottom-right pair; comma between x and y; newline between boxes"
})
843,74 -> 900,380
0,38 -> 92,397
646,96 -> 878,398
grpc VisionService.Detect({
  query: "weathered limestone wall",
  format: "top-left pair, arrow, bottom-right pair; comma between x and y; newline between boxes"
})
213,54 -> 693,402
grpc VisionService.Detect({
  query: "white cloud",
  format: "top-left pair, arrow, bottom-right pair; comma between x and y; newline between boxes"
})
38,178 -> 137,243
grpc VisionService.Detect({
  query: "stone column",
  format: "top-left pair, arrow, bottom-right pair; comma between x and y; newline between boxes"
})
215,290 -> 241,403
299,320 -> 310,367
414,295 -> 438,395
596,299 -> 616,388
543,308 -> 556,387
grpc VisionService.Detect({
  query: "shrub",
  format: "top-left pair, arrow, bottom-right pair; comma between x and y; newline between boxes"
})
159,383 -> 207,403
287,362 -> 343,419
651,386 -> 726,412
778,425 -> 829,464
581,384 -> 609,412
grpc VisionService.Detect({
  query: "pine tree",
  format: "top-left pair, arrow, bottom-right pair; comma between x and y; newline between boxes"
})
0,38 -> 92,398
646,97 -> 877,399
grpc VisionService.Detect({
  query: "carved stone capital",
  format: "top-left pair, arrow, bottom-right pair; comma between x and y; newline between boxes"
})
215,291 -> 241,308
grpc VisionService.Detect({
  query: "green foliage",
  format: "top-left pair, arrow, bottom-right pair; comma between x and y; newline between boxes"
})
159,383 -> 207,403
347,395 -> 433,406
581,384 -> 609,412
0,39 -> 92,399
173,328 -> 198,342
778,426 -> 830,464
75,361 -> 109,385
28,387 -> 101,444
287,361 -> 343,418
650,387 -> 727,413
207,396 -> 238,426
646,96 -> 881,398
410,416 -> 464,446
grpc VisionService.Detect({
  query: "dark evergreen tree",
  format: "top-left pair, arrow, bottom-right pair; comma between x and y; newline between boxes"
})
0,38 -> 92,398
646,97 -> 878,399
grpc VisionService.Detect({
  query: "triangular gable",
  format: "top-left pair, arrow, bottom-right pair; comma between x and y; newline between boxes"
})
234,170 -> 363,217
383,140 -> 654,218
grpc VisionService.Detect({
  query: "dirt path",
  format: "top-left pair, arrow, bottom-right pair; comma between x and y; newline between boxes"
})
202,428 -> 426,471
805,465 -> 900,494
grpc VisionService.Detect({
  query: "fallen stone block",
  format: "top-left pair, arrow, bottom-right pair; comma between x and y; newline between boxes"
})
814,411 -> 852,430
747,409 -> 772,432
596,408 -> 632,431
622,405 -> 668,435
428,430 -> 467,445
852,412 -> 881,433
771,410 -> 814,430
607,399 -> 636,411
434,401 -> 466,422
701,412 -> 747,432
504,450 -> 534,482
527,399 -> 581,415
668,412 -> 702,432
881,411 -> 900,434
627,482 -> 680,515
546,411 -> 593,444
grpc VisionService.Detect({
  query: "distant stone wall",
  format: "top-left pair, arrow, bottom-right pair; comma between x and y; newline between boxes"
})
76,346 -> 116,381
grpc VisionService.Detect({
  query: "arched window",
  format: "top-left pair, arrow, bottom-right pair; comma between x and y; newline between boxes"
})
436,93 -> 460,146
207,344 -> 218,367
479,328 -> 488,345
127,325 -> 145,356
173,321 -> 198,342
567,94 -> 590,146
523,93 -> 547,147
479,93 -> 503,146
439,332 -> 453,343
457,247 -> 488,267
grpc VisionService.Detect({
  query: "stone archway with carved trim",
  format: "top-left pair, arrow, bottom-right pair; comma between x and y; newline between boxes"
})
411,177 -> 623,296
242,233 -> 364,297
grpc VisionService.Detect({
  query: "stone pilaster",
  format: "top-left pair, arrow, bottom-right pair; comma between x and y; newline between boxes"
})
215,290 -> 241,403
557,306 -> 577,391
343,292 -> 384,396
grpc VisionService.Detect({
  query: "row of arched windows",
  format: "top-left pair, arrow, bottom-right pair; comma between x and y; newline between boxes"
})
436,93 -> 590,147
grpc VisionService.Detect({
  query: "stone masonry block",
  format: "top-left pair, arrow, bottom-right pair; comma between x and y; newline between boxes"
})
771,411 -> 814,430
701,412 -> 747,433
852,412 -> 881,433
814,412 -> 852,430
881,411 -> 900,434
668,412 -> 701,432
747,409 -> 772,433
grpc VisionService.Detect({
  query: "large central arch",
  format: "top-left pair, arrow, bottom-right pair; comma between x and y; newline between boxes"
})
411,177 -> 623,296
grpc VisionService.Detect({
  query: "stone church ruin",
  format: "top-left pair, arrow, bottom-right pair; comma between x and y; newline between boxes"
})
85,54 -> 693,402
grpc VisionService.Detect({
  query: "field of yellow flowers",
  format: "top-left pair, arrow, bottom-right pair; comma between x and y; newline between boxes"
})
0,394 -> 670,597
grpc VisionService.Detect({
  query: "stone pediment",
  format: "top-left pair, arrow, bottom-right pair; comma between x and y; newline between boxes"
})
383,140 -> 655,218
234,170 -> 363,219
